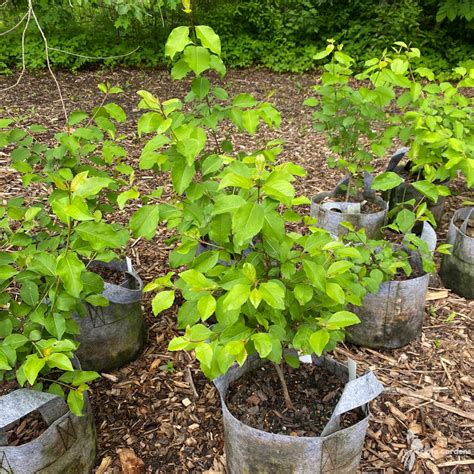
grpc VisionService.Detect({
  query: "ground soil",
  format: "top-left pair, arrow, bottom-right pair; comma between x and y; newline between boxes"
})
226,362 -> 363,437
1,68 -> 473,473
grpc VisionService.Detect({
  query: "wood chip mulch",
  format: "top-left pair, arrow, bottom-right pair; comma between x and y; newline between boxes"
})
0,68 -> 473,474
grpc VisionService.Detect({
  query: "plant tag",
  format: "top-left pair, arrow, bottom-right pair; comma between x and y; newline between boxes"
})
347,358 -> 357,381
299,354 -> 312,364
126,256 -> 133,273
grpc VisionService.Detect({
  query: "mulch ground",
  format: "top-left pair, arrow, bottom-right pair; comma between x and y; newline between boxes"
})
0,68 -> 473,474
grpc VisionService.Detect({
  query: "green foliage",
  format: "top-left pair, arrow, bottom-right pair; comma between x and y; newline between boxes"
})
0,0 -> 473,75
305,42 -> 398,198
0,86 -> 132,414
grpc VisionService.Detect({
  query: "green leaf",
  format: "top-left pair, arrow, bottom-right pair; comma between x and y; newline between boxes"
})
57,253 -> 85,297
371,172 -> 404,191
183,45 -> 211,76
117,189 -> 139,210
45,314 -> 66,339
20,280 -> 39,306
395,209 -> 416,233
412,181 -> 439,203
218,172 -> 253,190
327,261 -> 353,278
168,336 -> 191,351
232,202 -> 264,245
171,159 -> 195,194
195,342 -> 213,367
30,252 -> 57,276
294,284 -> 313,305
195,25 -> 221,55
73,177 -> 113,198
309,330 -> 330,356
259,281 -> 285,309
197,294 -> 216,320
326,311 -> 360,329
103,103 -> 126,122
129,205 -> 160,240
186,324 -> 213,342
212,195 -> 246,215
23,355 -> 46,385
76,222 -> 129,250
151,290 -> 175,315
191,76 -> 211,99
303,261 -> 326,292
326,282 -> 345,304
0,265 -> 18,280
0,353 -> 12,370
180,269 -> 217,291
252,333 -> 273,358
165,26 -> 191,59
47,353 -> 74,371
67,390 -> 84,416
249,288 -> 262,308
223,284 -> 251,310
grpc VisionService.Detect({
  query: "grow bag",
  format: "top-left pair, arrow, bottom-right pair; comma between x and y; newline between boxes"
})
384,147 -> 446,225
440,207 -> 474,299
347,252 -> 430,349
311,174 -> 388,239
75,259 -> 146,371
0,389 -> 96,473
214,355 -> 383,474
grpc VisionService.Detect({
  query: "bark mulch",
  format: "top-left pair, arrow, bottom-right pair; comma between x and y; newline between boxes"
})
0,69 -> 473,474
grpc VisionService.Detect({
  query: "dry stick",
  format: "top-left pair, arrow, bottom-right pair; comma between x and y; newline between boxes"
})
29,1 -> 68,124
0,7 -> 31,93
394,388 -> 474,421
273,362 -> 294,410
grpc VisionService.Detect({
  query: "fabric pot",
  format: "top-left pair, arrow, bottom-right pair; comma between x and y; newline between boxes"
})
347,253 -> 430,349
310,173 -> 388,239
440,207 -> 474,299
0,389 -> 96,473
384,147 -> 447,225
75,259 -> 146,372
214,355 -> 383,474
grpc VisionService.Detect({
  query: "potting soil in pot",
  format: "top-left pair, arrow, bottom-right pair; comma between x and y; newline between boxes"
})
88,262 -> 128,286
226,362 -> 364,437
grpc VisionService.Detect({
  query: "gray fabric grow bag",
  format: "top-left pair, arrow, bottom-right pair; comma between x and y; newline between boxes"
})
440,207 -> 474,299
347,260 -> 430,349
75,259 -> 146,372
310,174 -> 388,239
214,355 -> 383,474
417,221 -> 437,253
0,389 -> 96,473
384,147 -> 446,225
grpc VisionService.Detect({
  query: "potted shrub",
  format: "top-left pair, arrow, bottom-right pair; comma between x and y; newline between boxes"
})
305,41 -> 398,238
372,50 -> 473,224
129,21 -> 281,268
0,90 -> 147,372
440,206 -> 474,299
342,225 -> 450,348
371,168 -> 438,252
146,146 -> 383,472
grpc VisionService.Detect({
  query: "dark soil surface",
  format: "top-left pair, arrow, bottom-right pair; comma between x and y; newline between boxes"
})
89,262 -> 128,286
1,69 -> 473,473
226,362 -> 363,437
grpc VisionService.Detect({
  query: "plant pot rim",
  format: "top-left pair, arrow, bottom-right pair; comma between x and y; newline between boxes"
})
452,207 -> 474,241
91,259 -> 143,302
214,355 -> 382,441
311,192 -> 388,218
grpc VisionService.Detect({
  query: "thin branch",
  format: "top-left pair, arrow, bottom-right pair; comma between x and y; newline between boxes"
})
29,0 -> 68,124
0,11 -> 28,37
48,45 -> 140,60
0,7 -> 31,93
